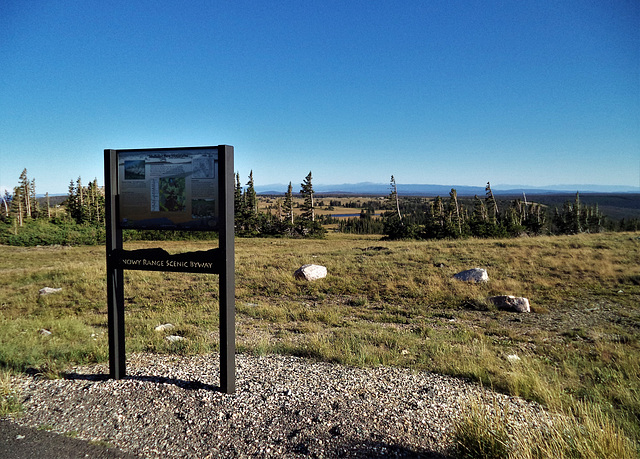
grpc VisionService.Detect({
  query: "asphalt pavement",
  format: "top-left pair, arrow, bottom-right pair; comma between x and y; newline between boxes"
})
0,420 -> 139,459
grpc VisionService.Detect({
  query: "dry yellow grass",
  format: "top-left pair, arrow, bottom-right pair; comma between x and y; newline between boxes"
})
1,232 -> 639,454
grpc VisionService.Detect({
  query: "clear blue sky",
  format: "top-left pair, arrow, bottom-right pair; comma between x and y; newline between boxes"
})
1,0 -> 638,195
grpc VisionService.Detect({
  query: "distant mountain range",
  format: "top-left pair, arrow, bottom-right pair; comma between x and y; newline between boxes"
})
256,182 -> 639,196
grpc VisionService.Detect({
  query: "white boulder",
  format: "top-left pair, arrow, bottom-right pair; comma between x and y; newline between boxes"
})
165,335 -> 185,343
453,268 -> 488,283
294,264 -> 327,281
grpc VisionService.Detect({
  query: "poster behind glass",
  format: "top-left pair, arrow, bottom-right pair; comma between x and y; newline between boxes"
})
118,148 -> 219,230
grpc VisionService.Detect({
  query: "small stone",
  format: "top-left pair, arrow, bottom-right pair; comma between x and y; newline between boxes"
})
39,329 -> 52,336
453,268 -> 488,283
507,354 -> 521,362
39,287 -> 62,295
294,264 -> 327,281
155,323 -> 175,332
489,295 -> 531,313
165,335 -> 185,342
15,435 -> 25,440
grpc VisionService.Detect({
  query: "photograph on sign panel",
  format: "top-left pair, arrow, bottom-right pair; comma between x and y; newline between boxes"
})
124,160 -> 146,180
191,198 -> 216,218
159,177 -> 186,212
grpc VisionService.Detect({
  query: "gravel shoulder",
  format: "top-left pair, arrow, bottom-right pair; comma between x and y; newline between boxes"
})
5,353 -> 551,458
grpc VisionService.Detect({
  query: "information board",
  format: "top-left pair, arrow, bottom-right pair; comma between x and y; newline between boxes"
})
117,147 -> 219,230
105,145 -> 236,393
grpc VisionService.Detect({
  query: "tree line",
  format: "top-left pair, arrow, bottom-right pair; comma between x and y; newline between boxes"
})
1,169 -> 637,246
379,178 -> 632,240
234,170 -> 325,238
1,170 -> 106,227
1,169 -> 107,245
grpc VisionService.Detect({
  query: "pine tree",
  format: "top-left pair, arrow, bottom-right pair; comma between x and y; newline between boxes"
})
1,190 -> 9,218
284,182 -> 294,225
19,169 -> 31,218
485,182 -> 498,222
11,186 -> 23,227
64,176 -> 104,225
241,171 -> 259,234
389,175 -> 402,221
472,195 -> 487,222
244,171 -> 257,217
433,196 -> 444,228
449,188 -> 461,235
76,177 -> 84,223
573,191 -> 581,234
300,171 -> 315,222
234,172 -> 245,227
67,179 -> 77,222
29,178 -> 39,219
86,178 -> 104,223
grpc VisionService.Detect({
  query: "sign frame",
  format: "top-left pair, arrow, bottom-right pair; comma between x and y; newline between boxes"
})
104,145 -> 235,393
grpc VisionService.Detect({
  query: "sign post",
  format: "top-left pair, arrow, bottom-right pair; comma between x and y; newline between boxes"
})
104,145 -> 235,393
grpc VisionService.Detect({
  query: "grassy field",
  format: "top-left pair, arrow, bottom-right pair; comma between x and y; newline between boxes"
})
1,232 -> 639,456
259,195 -> 386,217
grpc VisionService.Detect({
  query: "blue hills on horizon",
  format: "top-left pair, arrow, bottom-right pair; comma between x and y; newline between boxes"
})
255,182 -> 639,196
30,182 -> 638,198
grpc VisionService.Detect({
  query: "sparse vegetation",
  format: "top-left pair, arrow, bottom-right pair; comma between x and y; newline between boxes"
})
0,368 -> 22,416
451,394 -> 637,458
1,232 -> 638,456
1,169 -> 639,455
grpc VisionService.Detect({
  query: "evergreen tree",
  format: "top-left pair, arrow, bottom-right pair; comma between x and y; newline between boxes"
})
572,191 -> 581,234
19,169 -> 31,218
297,172 -> 325,237
472,195 -> 487,222
485,182 -> 498,222
245,171 -> 257,217
234,172 -> 245,227
10,186 -> 23,227
389,175 -> 402,221
284,182 -> 294,225
67,179 -> 78,222
449,188 -> 462,236
86,178 -> 105,223
65,176 -> 105,225
1,190 -> 10,218
29,178 -> 39,218
300,171 -> 315,222
241,171 -> 259,234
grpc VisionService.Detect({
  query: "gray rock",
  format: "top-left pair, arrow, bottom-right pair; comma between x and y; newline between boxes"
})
165,335 -> 186,342
453,268 -> 488,283
154,324 -> 175,332
489,295 -> 531,313
294,264 -> 327,281
39,287 -> 62,295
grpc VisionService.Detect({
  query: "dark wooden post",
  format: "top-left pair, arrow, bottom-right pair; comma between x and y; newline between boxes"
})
218,145 -> 235,393
104,149 -> 126,379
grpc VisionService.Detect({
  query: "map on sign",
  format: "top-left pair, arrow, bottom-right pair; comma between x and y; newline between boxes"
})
117,148 -> 219,230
